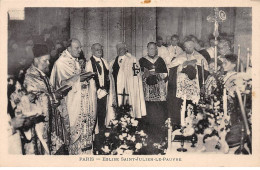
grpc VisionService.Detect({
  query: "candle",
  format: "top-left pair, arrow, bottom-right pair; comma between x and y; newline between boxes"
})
241,63 -> 244,72
167,118 -> 172,150
201,60 -> 205,85
236,87 -> 251,143
223,88 -> 227,117
214,38 -> 218,72
237,45 -> 240,72
181,95 -> 187,126
246,48 -> 250,72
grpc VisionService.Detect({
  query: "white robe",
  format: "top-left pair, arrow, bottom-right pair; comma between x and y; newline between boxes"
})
157,46 -> 171,66
169,51 -> 209,71
106,53 -> 147,126
167,45 -> 183,60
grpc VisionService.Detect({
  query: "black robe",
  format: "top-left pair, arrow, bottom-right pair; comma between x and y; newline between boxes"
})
111,56 -> 120,105
167,65 -> 209,126
139,56 -> 168,142
89,56 -> 110,132
198,49 -> 211,64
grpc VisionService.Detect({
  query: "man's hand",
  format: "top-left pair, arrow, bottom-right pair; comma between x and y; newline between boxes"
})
143,67 -> 151,79
183,59 -> 197,67
80,72 -> 96,82
11,115 -> 25,129
54,91 -> 64,100
28,93 -> 37,103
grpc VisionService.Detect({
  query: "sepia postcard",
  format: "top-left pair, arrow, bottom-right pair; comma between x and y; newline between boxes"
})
0,0 -> 260,167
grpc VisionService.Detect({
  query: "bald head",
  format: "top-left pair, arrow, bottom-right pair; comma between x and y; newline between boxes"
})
67,38 -> 82,58
184,40 -> 195,54
91,43 -> 103,58
116,42 -> 127,56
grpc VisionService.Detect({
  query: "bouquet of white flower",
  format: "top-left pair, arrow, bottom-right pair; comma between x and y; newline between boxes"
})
99,104 -> 148,155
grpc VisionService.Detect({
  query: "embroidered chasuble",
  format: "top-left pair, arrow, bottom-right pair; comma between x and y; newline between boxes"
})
139,56 -> 168,142
50,50 -> 97,155
23,65 -> 66,155
139,56 -> 168,102
167,53 -> 209,125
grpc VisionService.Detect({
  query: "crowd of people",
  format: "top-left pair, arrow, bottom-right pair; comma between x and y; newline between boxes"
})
7,33 -> 251,155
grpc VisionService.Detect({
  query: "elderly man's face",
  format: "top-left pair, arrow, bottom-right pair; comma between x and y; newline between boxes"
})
34,54 -> 50,74
68,40 -> 82,58
55,43 -> 63,50
222,58 -> 236,72
184,41 -> 195,54
166,36 -> 172,45
157,40 -> 163,47
92,44 -> 103,58
209,39 -> 215,47
218,42 -> 230,56
194,41 -> 201,51
117,46 -> 127,56
171,37 -> 179,46
147,44 -> 158,58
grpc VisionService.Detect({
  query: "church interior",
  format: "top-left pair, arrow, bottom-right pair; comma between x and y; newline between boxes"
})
7,7 -> 253,156
8,7 -> 251,75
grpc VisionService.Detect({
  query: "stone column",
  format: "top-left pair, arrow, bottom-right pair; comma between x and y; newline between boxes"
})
135,7 -> 156,59
70,8 -> 86,57
234,7 -> 252,65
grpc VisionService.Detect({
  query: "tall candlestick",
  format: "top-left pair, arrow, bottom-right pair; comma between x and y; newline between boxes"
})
207,8 -> 227,72
167,118 -> 172,150
214,38 -> 218,72
201,59 -> 205,85
246,48 -> 250,72
241,63 -> 244,72
223,88 -> 227,117
237,45 -> 240,72
181,95 -> 187,127
236,87 -> 251,145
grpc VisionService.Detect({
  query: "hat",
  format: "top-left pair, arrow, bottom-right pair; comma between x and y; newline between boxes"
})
225,54 -> 237,64
33,44 -> 49,58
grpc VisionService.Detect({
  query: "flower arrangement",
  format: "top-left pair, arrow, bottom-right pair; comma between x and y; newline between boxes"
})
99,104 -> 148,155
177,71 -> 252,153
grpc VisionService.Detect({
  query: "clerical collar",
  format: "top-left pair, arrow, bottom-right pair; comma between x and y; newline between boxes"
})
186,51 -> 195,60
144,55 -> 159,64
33,65 -> 46,77
93,55 -> 102,62
65,49 -> 78,61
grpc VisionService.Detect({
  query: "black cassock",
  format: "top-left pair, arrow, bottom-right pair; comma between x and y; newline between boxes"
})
167,65 -> 209,127
139,56 -> 168,142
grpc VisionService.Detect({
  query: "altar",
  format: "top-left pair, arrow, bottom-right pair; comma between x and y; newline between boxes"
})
166,132 -> 248,155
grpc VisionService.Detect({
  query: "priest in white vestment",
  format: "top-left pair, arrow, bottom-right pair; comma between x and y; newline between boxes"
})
156,36 -> 171,66
50,39 -> 97,155
106,42 -> 146,126
167,35 -> 183,62
217,39 -> 232,62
